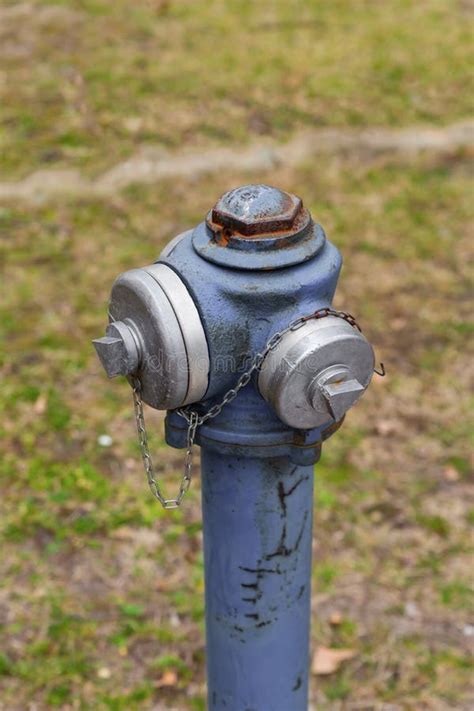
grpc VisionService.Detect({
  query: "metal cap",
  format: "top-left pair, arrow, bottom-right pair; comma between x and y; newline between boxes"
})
93,264 -> 210,410
210,184 -> 304,237
194,184 -> 325,270
258,316 -> 374,429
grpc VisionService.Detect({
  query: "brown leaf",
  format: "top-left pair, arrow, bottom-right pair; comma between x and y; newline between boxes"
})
443,465 -> 460,482
312,646 -> 357,675
390,317 -> 407,330
375,419 -> 398,436
329,611 -> 343,626
155,669 -> 178,688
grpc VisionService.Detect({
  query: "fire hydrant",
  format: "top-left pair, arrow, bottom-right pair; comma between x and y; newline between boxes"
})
93,185 -> 375,711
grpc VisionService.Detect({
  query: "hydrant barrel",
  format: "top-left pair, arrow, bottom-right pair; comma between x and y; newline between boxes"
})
201,450 -> 313,711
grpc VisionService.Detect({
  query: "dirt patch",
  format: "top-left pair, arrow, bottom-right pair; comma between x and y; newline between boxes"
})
0,120 -> 472,203
0,2 -> 83,61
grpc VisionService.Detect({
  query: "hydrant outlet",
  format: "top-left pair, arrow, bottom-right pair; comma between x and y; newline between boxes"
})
258,315 -> 375,429
93,264 -> 209,409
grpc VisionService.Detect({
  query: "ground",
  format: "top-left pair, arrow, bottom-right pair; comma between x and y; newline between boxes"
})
0,1 -> 473,710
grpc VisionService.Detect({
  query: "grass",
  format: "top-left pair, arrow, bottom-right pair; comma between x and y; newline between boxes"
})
1,0 -> 473,176
1,0 -> 473,708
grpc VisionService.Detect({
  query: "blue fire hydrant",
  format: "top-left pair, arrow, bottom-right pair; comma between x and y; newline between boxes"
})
93,185 -> 375,711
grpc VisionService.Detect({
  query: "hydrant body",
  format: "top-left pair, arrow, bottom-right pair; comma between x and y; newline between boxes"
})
93,185 -> 375,710
161,223 -> 346,460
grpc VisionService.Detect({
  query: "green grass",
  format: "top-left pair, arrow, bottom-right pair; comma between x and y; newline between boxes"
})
1,0 -> 473,176
440,581 -> 473,610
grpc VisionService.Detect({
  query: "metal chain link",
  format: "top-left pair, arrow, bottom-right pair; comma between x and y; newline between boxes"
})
132,307 -> 381,508
132,379 -> 200,509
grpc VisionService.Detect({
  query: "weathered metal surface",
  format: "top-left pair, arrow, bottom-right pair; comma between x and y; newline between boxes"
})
165,386 -> 324,465
193,183 -> 324,270
192,218 -> 325,269
201,450 -> 313,711
161,224 -> 342,406
210,184 -> 303,236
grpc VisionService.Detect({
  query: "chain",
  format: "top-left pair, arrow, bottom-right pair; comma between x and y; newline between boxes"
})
132,378 -> 200,509
132,307 -> 381,508
176,308 -> 364,427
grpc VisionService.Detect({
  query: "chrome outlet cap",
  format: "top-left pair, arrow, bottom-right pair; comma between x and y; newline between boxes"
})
93,263 -> 210,410
258,316 -> 374,429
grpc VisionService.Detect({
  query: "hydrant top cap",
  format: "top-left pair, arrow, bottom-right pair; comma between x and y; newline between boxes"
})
194,183 -> 325,270
210,184 -> 304,237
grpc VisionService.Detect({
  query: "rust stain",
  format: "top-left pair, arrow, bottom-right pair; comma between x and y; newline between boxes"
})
321,416 -> 345,441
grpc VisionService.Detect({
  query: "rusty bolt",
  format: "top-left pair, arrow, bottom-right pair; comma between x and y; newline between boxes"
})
210,184 -> 304,237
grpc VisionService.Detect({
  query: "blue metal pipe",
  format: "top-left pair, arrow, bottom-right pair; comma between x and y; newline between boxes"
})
200,448 -> 314,711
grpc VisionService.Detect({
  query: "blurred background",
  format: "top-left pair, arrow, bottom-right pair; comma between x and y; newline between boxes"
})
0,1 -> 473,709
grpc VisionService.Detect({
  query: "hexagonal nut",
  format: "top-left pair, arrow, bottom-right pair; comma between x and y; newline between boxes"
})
93,335 -> 129,378
320,378 -> 365,422
210,184 -> 303,236
93,321 -> 139,378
